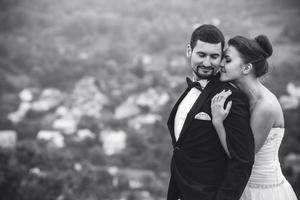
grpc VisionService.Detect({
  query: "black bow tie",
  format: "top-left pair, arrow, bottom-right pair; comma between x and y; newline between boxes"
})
186,77 -> 203,91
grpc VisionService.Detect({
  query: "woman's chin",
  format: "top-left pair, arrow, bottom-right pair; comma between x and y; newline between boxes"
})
220,75 -> 229,82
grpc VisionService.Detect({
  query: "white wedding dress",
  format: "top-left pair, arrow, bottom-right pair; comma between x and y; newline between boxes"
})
240,127 -> 298,200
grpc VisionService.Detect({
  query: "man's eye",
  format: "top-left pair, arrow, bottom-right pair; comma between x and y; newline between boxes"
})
198,53 -> 205,57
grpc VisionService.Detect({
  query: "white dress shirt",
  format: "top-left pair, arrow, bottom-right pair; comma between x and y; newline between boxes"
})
174,79 -> 209,141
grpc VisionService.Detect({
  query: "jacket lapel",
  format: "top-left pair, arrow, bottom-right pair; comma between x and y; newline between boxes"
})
167,87 -> 191,146
176,79 -> 219,144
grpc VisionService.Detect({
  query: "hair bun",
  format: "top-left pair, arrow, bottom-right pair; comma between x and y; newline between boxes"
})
255,35 -> 273,58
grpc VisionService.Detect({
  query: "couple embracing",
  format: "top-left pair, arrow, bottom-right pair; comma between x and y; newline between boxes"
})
167,24 -> 298,200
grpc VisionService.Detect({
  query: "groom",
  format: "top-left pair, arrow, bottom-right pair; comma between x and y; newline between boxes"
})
167,24 -> 255,200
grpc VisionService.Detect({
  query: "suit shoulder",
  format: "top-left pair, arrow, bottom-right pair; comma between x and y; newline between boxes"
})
216,82 -> 249,101
216,81 -> 240,92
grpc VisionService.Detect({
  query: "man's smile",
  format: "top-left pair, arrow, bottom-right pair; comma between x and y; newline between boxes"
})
197,65 -> 214,71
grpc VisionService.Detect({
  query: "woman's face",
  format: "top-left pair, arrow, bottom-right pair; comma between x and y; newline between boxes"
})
219,45 -> 245,82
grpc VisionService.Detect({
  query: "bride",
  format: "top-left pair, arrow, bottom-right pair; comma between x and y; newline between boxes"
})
211,34 -> 298,200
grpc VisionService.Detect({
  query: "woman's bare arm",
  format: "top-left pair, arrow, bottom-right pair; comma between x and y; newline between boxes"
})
211,90 -> 232,158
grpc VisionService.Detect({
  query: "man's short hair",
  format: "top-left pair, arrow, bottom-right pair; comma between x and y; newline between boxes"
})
190,24 -> 225,50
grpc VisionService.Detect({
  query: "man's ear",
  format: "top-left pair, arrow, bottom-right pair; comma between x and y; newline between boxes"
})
242,63 -> 252,75
186,44 -> 192,58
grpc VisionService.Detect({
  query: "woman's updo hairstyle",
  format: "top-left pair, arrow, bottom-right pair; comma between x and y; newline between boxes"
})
228,34 -> 273,77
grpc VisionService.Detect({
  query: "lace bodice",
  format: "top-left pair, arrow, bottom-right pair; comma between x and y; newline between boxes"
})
248,128 -> 285,187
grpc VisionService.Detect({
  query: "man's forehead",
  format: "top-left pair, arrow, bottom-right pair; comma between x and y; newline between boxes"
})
194,40 -> 222,53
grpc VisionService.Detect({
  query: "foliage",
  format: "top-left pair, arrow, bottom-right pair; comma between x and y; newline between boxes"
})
0,141 -> 146,200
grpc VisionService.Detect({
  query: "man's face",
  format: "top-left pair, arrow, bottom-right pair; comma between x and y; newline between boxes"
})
189,40 -> 222,79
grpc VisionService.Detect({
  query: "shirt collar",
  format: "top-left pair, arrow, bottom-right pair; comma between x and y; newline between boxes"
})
192,77 -> 210,89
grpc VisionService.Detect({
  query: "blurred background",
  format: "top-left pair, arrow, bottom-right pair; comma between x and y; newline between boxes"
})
0,0 -> 300,199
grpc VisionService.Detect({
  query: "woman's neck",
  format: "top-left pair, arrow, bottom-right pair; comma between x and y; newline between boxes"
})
235,77 -> 262,107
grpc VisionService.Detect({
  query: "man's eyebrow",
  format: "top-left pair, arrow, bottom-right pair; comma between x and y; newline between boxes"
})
195,51 -> 221,56
211,53 -> 221,56
196,51 -> 220,54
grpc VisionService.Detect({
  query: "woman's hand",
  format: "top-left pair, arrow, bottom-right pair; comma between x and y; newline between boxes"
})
211,90 -> 232,125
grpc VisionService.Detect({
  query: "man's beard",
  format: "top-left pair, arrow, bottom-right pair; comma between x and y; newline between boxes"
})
192,65 -> 219,80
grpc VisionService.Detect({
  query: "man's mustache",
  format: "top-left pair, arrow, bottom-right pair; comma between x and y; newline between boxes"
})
195,65 -> 214,70
194,64 -> 219,74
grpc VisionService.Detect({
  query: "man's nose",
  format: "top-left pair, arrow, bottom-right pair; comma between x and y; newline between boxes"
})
220,58 -> 225,67
203,56 -> 211,67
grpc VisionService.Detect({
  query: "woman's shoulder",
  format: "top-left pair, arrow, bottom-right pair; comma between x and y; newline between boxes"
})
253,92 -> 280,117
252,96 -> 284,129
261,88 -> 281,110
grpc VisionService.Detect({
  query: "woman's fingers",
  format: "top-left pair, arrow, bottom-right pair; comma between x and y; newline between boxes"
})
224,90 -> 232,97
220,90 -> 232,103
212,90 -> 232,110
219,90 -> 226,100
214,90 -> 224,102
224,101 -> 232,115
211,94 -> 216,104
215,90 -> 232,103
212,92 -> 220,104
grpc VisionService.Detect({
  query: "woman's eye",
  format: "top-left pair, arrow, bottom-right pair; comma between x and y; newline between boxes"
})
225,59 -> 231,63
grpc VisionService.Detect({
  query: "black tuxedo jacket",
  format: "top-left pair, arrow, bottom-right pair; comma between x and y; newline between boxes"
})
167,77 -> 255,200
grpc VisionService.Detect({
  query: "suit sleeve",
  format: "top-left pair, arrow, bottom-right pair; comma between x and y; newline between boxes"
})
215,90 -> 255,200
